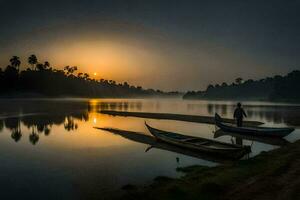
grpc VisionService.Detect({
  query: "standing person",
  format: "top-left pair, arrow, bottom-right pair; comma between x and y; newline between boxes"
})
233,102 -> 247,127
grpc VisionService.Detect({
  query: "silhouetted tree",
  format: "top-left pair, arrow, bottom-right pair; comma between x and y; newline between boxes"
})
77,72 -> 83,78
206,84 -> 214,91
36,63 -> 46,71
44,61 -> 50,69
221,82 -> 228,87
1,55 -> 176,98
9,56 -> 21,71
83,73 -> 89,80
235,77 -> 243,85
64,66 -> 78,76
183,72 -> 300,101
4,65 -> 19,89
28,55 -> 38,70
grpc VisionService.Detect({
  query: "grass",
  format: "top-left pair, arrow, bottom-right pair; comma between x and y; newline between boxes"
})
120,140 -> 300,200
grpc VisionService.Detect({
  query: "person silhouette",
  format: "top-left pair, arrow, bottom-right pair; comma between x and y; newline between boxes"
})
233,102 -> 247,127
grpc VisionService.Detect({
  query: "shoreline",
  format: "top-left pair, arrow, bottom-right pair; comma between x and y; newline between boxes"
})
100,110 -> 264,126
121,139 -> 300,200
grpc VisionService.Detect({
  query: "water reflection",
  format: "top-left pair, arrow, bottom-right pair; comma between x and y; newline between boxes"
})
91,101 -> 143,112
90,100 -> 300,128
64,117 -> 78,131
29,127 -> 39,145
214,129 -> 290,146
96,127 -> 236,163
205,103 -> 300,126
0,99 -> 298,200
0,99 -> 300,147
1,102 -> 89,145
11,128 -> 22,142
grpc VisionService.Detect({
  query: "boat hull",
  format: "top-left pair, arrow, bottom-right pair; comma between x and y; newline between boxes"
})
215,113 -> 294,138
145,123 -> 250,159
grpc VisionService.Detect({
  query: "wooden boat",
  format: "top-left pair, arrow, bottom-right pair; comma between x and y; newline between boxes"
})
215,113 -> 294,138
95,127 -> 243,162
145,123 -> 251,159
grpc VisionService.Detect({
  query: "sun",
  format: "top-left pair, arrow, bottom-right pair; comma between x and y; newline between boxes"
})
93,72 -> 97,76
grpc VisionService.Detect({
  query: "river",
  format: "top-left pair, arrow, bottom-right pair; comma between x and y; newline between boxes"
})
0,98 -> 299,199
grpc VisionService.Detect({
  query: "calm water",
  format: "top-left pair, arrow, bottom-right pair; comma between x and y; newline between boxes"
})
0,98 -> 299,199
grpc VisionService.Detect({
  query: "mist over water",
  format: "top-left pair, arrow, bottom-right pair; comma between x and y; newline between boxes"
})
0,98 -> 299,199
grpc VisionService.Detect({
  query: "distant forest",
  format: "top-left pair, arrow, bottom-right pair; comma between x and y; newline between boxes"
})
183,70 -> 300,102
0,55 -> 180,98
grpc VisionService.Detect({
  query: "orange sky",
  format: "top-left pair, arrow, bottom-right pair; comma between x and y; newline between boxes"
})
45,39 -> 164,83
0,17 -> 295,91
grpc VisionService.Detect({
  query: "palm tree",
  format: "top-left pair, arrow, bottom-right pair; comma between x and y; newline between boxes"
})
28,54 -> 38,70
9,56 -> 21,71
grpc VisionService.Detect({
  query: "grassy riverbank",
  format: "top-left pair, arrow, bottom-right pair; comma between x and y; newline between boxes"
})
121,140 -> 300,200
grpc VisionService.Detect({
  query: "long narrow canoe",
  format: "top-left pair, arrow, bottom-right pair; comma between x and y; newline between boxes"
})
145,123 -> 251,159
215,113 -> 294,138
95,127 -> 244,162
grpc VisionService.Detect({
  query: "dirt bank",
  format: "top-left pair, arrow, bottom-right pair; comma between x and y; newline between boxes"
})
121,140 -> 300,200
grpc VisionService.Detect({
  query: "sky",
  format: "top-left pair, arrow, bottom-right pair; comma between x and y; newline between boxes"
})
0,0 -> 300,91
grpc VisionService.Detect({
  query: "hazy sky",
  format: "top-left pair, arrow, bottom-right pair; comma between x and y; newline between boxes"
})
0,0 -> 299,91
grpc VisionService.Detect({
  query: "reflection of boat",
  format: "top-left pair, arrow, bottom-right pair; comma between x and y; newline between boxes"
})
145,123 -> 250,159
215,113 -> 294,138
95,127 -> 244,163
214,130 -> 290,146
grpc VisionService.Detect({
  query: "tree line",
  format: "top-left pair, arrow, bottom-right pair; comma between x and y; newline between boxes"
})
0,55 -> 180,98
183,70 -> 300,102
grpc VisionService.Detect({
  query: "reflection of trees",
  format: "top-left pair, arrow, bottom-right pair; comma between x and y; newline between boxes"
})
0,100 -> 92,145
11,129 -> 22,142
207,104 -> 228,116
2,111 -> 88,145
29,127 -> 39,145
64,116 -> 78,131
0,120 -> 4,132
209,103 -> 300,126
242,106 -> 300,126
221,104 -> 227,115
123,102 -> 129,111
97,101 -> 144,112
44,126 -> 51,136
4,117 -> 22,142
207,104 -> 213,114
4,117 -> 19,130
